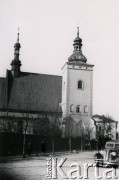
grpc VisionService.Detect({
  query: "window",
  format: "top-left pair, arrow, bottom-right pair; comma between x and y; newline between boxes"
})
76,105 -> 81,113
84,106 -> 88,113
70,104 -> 74,112
78,80 -> 83,89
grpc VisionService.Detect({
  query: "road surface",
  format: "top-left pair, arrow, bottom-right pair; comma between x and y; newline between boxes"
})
0,151 -> 118,180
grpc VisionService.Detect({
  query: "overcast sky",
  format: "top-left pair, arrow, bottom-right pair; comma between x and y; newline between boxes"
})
0,0 -> 119,122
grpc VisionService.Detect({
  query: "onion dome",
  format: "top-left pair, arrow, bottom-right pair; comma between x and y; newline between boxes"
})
68,27 -> 87,63
14,33 -> 21,50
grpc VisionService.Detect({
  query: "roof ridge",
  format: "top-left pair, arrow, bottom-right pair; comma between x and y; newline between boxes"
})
20,71 -> 62,77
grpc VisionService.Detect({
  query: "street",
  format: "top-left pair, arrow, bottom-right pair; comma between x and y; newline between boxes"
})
0,151 -> 119,180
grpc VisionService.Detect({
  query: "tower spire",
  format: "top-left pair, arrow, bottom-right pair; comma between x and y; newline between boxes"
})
68,27 -> 87,63
77,27 -> 79,37
17,28 -> 20,42
11,29 -> 22,77
73,27 -> 82,52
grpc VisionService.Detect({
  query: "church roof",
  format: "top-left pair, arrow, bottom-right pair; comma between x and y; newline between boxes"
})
0,71 -> 62,113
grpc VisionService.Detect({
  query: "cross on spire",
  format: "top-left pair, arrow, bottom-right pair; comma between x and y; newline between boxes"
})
77,27 -> 79,37
17,28 -> 20,42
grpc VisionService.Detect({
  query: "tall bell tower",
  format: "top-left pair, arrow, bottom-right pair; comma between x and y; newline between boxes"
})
62,28 -> 94,135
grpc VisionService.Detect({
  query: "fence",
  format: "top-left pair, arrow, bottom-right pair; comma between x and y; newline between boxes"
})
0,132 -> 97,156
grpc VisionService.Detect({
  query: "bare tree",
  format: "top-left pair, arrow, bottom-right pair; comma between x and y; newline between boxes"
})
92,114 -> 118,150
33,116 -> 52,136
84,122 -> 94,151
50,113 -> 62,155
22,91 -> 34,158
63,116 -> 73,153
0,118 -> 17,133
21,111 -> 34,158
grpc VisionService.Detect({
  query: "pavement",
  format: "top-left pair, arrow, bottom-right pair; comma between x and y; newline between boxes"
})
0,151 -> 118,180
0,151 -> 70,162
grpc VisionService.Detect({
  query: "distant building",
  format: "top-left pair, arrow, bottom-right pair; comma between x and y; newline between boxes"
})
92,115 -> 118,140
0,28 -> 94,137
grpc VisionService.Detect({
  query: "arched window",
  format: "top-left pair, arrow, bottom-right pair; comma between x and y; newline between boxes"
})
76,105 -> 81,113
78,80 -> 83,89
84,106 -> 88,113
70,104 -> 74,112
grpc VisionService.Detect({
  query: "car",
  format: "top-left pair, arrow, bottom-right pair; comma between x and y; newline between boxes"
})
94,140 -> 119,168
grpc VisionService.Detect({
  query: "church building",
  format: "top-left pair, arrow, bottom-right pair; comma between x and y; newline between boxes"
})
62,28 -> 94,137
0,28 -> 94,137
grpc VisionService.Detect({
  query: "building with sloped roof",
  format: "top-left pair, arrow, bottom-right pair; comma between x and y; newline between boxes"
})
0,32 -> 62,135
0,28 -> 94,138
1,71 -> 62,113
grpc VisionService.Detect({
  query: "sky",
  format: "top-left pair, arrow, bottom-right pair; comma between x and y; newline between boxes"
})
0,0 -> 119,121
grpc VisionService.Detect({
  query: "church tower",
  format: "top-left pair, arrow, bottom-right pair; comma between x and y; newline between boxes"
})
62,28 -> 94,136
11,31 -> 21,77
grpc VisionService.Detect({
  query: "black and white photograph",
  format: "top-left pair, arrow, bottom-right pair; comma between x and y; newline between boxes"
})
0,0 -> 119,179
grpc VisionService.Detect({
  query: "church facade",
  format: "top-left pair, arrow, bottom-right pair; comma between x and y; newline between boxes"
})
0,28 -> 94,138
